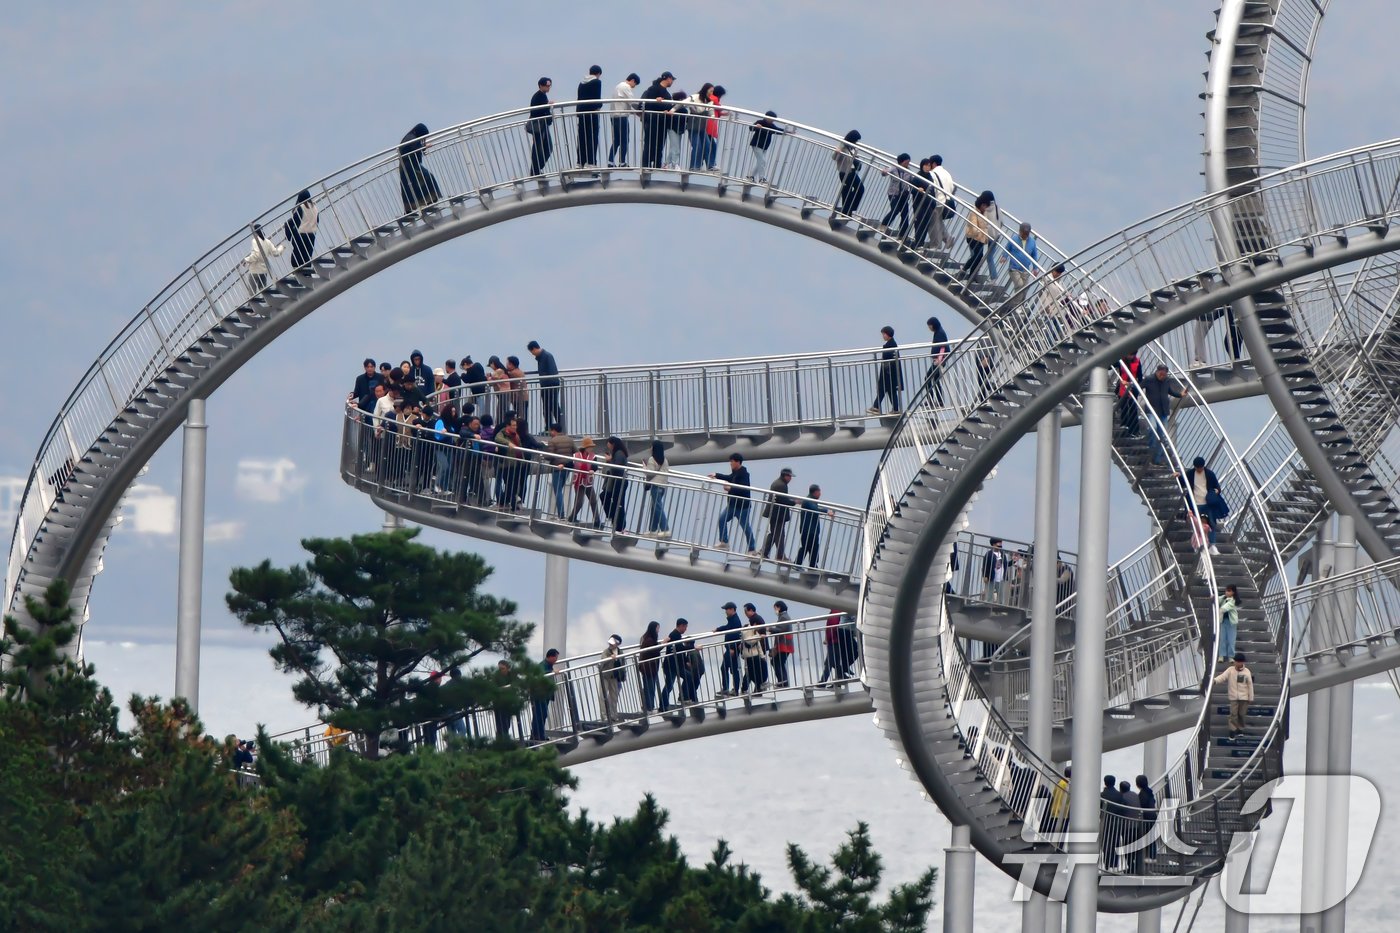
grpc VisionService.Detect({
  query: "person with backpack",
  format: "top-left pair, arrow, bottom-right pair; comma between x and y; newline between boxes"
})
739,605 -> 771,693
770,600 -> 795,687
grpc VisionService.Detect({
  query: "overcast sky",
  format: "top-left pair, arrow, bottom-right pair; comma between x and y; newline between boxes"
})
5,0 -> 1400,925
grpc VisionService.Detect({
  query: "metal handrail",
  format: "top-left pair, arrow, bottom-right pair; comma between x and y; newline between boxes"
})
410,337 -> 991,441
5,98 -> 1066,613
265,613 -> 861,764
339,409 -> 872,580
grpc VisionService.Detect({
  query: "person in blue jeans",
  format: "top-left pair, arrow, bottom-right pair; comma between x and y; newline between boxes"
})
1217,585 -> 1239,663
530,649 -> 559,742
644,440 -> 671,537
710,452 -> 757,554
715,602 -> 743,697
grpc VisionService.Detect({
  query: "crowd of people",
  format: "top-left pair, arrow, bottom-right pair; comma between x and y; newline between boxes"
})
346,350 -> 847,567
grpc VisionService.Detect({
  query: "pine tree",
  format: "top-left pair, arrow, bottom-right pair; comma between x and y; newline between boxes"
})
783,822 -> 938,932
226,529 -> 543,757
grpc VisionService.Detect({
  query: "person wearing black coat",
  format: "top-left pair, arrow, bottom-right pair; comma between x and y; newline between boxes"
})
1100,775 -> 1127,870
409,350 -> 435,401
709,453 -> 756,553
283,189 -> 317,269
528,340 -> 563,429
868,326 -> 903,414
599,436 -> 630,533
460,356 -> 487,400
528,77 -> 554,175
640,73 -> 676,168
1118,779 -> 1145,874
576,66 -> 604,168
660,619 -> 697,708
399,123 -> 443,214
1135,775 -> 1159,862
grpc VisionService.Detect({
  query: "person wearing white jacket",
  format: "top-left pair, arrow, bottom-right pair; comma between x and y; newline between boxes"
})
607,73 -> 640,166
242,224 -> 285,291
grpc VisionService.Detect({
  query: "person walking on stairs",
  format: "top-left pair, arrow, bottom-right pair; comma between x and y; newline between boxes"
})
1213,652 -> 1254,740
1217,584 -> 1239,663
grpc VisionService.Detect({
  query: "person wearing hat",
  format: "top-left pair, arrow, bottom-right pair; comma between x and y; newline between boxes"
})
760,467 -> 797,562
747,110 -> 785,182
1142,363 -> 1187,464
598,634 -> 624,723
527,76 -> 555,176
710,453 -> 757,555
1212,652 -> 1254,739
576,65 -> 604,169
608,72 -> 641,166
1181,455 -> 1223,530
568,437 -> 602,527
640,72 -> 677,168
715,602 -> 744,697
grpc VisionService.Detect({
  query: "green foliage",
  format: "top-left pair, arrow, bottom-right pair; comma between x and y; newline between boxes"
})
226,529 -> 546,756
2,571 -> 936,931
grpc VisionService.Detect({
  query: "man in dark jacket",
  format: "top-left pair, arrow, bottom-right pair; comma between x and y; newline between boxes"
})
461,355 -> 487,400
715,602 -> 743,697
527,340 -> 563,430
926,316 -> 949,406
528,77 -> 554,175
409,350 -> 434,401
660,618 -> 696,708
640,72 -> 676,168
982,538 -> 1009,605
530,649 -> 559,742
760,467 -> 796,561
350,358 -> 382,412
1142,363 -> 1187,464
1101,775 -> 1126,869
794,485 -> 833,568
867,325 -> 903,415
576,65 -> 603,168
710,453 -> 756,553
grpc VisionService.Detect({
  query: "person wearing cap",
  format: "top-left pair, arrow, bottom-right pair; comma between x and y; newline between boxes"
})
747,110 -> 786,182
431,367 -> 446,405
527,77 -> 554,176
640,72 -> 677,168
880,153 -> 914,240
1142,363 -> 1187,464
599,634 -> 624,723
576,65 -> 604,169
760,467 -> 797,561
715,602 -> 744,696
794,485 -> 834,568
568,437 -> 602,527
710,453 -> 757,555
608,72 -> 641,166
928,155 -> 956,251
530,649 -> 560,742
1212,652 -> 1254,739
527,340 -> 563,430
1181,455 -> 1223,528
833,130 -> 866,218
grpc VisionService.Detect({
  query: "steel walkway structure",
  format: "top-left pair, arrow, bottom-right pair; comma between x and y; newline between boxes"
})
13,3 -> 1400,914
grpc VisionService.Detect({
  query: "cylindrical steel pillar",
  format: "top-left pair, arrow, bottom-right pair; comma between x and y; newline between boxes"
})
1067,367 -> 1113,933
1138,667 -> 1169,933
544,553 -> 570,657
1301,521 -> 1336,932
944,823 -> 976,933
1321,515 -> 1357,933
1024,410 -> 1061,933
174,397 -> 207,712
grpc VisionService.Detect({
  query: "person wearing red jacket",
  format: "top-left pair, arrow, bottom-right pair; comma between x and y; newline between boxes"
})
1116,349 -> 1143,436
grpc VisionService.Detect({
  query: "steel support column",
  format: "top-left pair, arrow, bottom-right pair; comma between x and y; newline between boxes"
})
1321,515 -> 1357,933
1067,367 -> 1112,933
544,553 -> 569,657
944,823 -> 975,933
1138,666 -> 1169,933
1301,521 -> 1336,932
1024,410 -> 1061,933
174,397 -> 207,712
